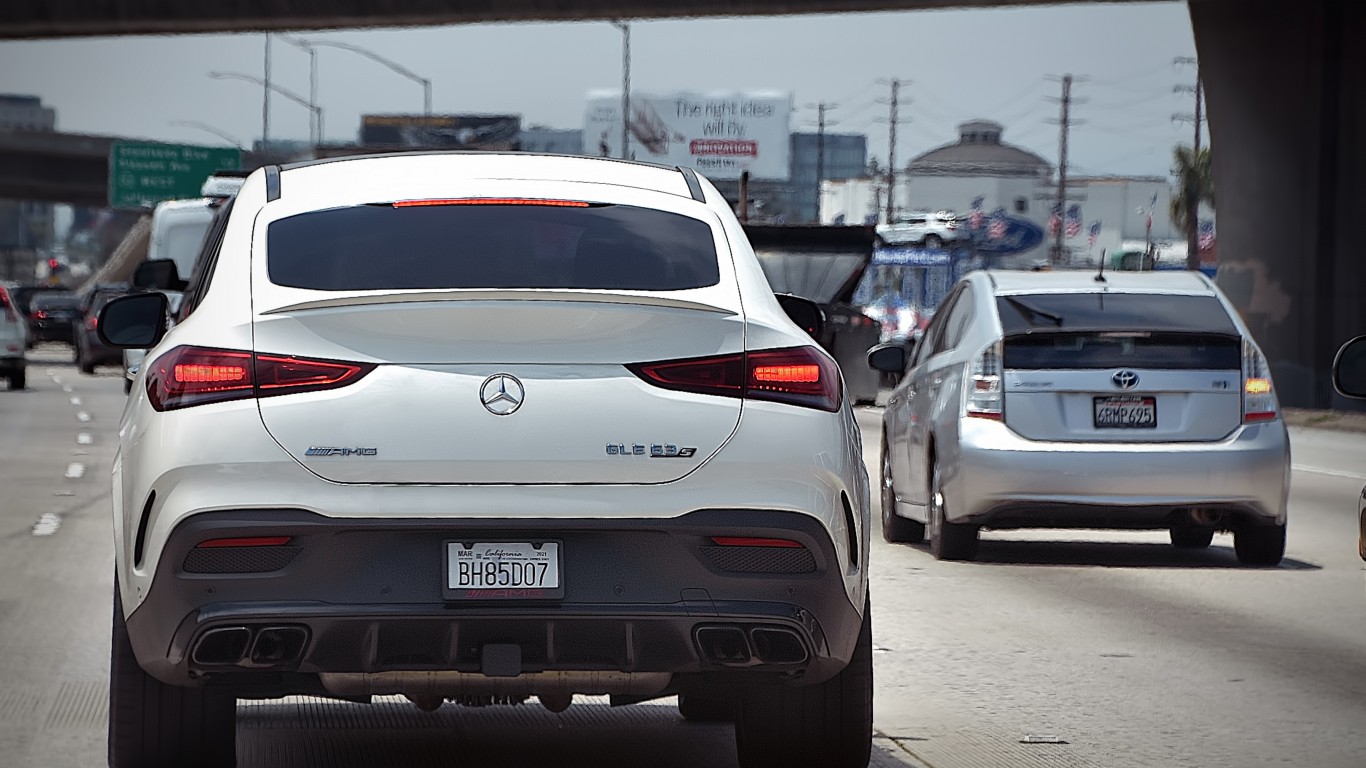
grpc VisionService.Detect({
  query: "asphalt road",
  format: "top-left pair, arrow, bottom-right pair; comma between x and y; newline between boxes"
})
3,345 -> 1365,767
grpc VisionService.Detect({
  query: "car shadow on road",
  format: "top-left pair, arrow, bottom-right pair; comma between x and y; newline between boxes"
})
944,539 -> 1322,570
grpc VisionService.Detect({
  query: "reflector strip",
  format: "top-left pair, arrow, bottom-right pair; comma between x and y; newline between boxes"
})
752,365 -> 820,384
196,536 -> 292,549
392,198 -> 590,208
710,536 -> 804,549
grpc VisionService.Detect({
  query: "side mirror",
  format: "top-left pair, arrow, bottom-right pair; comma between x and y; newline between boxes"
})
776,294 -> 824,339
98,293 -> 169,349
132,259 -> 188,292
1333,335 -> 1366,398
867,342 -> 908,374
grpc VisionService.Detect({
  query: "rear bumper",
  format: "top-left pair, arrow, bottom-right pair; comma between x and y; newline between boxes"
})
948,418 -> 1290,528
125,508 -> 864,692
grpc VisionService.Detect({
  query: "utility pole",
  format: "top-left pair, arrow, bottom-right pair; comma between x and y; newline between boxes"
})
1174,56 -> 1204,270
1047,74 -> 1086,264
885,79 -> 900,224
613,22 -> 631,160
262,33 -> 272,152
816,102 -> 827,196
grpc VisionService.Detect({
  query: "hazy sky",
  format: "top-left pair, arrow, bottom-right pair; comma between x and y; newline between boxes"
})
0,2 -> 1199,178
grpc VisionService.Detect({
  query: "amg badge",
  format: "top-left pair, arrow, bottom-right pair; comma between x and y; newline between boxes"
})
606,443 -> 698,458
305,447 -> 378,457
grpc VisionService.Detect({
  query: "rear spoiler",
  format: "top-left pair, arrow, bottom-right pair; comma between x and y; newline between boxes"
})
261,289 -> 736,316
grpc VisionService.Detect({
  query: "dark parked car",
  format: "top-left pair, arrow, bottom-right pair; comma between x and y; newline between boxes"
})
28,291 -> 80,345
745,224 -> 883,404
75,283 -> 131,373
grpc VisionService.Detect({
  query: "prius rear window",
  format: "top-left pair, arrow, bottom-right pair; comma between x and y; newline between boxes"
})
996,293 -> 1238,336
267,202 -> 720,291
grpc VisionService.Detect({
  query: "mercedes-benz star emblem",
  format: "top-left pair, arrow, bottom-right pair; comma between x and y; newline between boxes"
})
480,374 -> 525,416
1111,370 -> 1140,390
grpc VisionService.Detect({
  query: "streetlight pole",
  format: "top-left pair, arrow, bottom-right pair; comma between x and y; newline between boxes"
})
280,36 -> 320,145
300,40 -> 431,116
611,22 -> 631,160
262,33 -> 272,150
209,72 -> 322,153
169,120 -> 245,149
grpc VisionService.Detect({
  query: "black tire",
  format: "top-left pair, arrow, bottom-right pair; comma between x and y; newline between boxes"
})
123,377 -> 132,395
1233,522 -> 1286,566
109,582 -> 237,768
1169,527 -> 1215,549
928,459 -> 978,561
9,370 -> 24,390
923,234 -> 943,249
734,594 -> 872,768
77,345 -> 94,374
881,437 -> 924,543
678,692 -> 734,722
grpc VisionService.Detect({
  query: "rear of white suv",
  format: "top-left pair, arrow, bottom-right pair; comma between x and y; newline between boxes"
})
0,284 -> 28,389
100,154 -> 872,768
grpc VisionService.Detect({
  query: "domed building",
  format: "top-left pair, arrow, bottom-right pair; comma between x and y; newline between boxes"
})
908,120 -> 1051,179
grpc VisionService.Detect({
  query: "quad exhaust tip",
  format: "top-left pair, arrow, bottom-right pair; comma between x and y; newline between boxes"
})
694,625 -> 809,667
192,625 -> 309,668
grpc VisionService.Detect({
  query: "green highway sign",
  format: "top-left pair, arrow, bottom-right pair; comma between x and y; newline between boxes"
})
108,142 -> 242,209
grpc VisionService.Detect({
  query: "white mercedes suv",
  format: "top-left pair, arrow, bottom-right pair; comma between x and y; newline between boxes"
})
98,153 -> 873,768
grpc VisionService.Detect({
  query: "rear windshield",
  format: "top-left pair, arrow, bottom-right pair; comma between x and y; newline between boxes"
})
754,249 -> 866,305
267,203 -> 720,292
32,294 -> 79,310
996,293 -> 1238,336
1005,332 -> 1242,370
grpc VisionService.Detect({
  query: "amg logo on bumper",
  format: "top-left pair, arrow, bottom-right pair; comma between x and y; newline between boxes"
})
605,444 -> 697,458
305,447 -> 378,457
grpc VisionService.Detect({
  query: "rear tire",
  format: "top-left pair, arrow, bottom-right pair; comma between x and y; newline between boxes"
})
881,437 -> 924,543
8,370 -> 24,390
109,581 -> 236,768
734,594 -> 872,768
123,378 -> 132,395
678,692 -> 734,722
1169,527 -> 1214,549
928,460 -> 978,561
1233,522 -> 1286,566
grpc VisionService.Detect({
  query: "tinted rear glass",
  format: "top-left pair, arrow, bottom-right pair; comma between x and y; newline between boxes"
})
267,203 -> 720,291
1005,332 -> 1242,370
32,294 -> 79,309
996,293 -> 1238,336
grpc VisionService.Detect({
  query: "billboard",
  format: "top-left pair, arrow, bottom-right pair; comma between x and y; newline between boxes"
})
359,114 -> 521,150
584,91 -> 791,181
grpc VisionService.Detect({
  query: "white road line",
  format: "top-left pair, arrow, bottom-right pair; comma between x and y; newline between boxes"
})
76,412 -> 91,422
77,433 -> 92,445
1293,464 -> 1366,481
61,385 -> 73,393
69,396 -> 82,406
64,463 -> 86,479
32,513 -> 62,536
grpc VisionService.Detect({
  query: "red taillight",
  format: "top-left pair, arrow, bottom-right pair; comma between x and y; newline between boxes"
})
710,536 -> 804,548
392,198 -> 590,208
32,310 -> 47,320
146,346 -> 375,411
628,346 -> 841,412
196,536 -> 292,548
86,315 -> 98,330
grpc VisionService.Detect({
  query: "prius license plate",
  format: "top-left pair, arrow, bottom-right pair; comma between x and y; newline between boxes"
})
445,542 -> 562,600
1093,396 -> 1157,429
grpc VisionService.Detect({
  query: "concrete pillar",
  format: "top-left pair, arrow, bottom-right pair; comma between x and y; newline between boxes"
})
1191,0 -> 1366,408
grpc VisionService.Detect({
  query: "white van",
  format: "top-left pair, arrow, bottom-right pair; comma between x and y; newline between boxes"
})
123,174 -> 244,392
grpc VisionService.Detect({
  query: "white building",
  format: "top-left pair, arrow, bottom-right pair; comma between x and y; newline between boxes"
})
822,120 -> 1190,265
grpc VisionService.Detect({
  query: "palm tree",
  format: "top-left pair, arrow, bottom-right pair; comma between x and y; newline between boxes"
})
1170,145 -> 1215,269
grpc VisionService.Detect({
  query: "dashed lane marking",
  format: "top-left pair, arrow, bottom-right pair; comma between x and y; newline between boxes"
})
64,463 -> 85,479
32,513 -> 62,536
76,412 -> 90,422
77,433 -> 92,445
69,396 -> 81,406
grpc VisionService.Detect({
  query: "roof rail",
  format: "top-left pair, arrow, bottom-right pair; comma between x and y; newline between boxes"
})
264,165 -> 281,202
677,167 -> 705,202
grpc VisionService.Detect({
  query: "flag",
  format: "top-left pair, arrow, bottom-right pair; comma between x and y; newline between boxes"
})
1048,203 -> 1062,236
1146,191 -> 1158,229
988,207 -> 1008,240
1065,205 -> 1082,238
1088,220 -> 1101,248
1198,219 -> 1216,251
969,196 -> 985,230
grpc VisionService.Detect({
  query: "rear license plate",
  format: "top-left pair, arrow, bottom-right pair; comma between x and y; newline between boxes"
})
445,542 -> 562,600
1093,396 -> 1157,429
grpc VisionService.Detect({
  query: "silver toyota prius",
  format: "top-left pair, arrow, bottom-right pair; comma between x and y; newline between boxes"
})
870,269 -> 1290,565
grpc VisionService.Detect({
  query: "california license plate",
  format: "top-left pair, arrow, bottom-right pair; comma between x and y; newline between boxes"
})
445,542 -> 562,600
1093,396 -> 1157,429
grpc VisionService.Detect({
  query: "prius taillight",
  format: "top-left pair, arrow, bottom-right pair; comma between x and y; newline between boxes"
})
628,347 -> 841,412
146,346 -> 375,411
